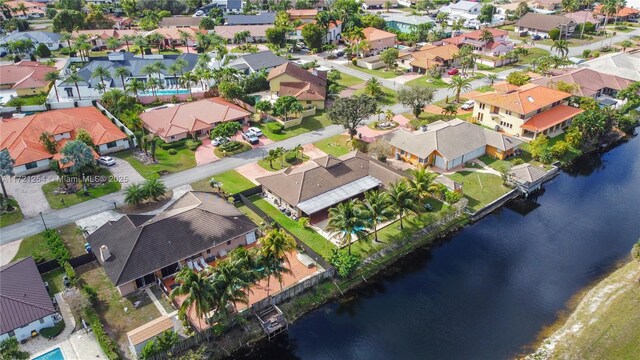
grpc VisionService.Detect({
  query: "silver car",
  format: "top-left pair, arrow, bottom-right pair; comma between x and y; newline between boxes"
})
97,156 -> 116,166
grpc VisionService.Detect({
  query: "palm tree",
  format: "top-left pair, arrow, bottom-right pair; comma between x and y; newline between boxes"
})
178,30 -> 193,53
360,190 -> 394,243
364,77 -> 384,98
407,167 -> 438,204
167,63 -> 182,89
64,72 -> 84,100
181,71 -> 198,97
133,36 -> 148,58
448,75 -> 472,103
60,32 -> 73,49
170,267 -> 216,329
441,104 -> 458,118
487,74 -> 498,86
124,183 -> 145,205
620,39 -> 634,52
175,58 -> 188,78
326,199 -> 368,254
113,66 -> 130,88
259,228 -> 297,294
551,39 -> 569,58
0,338 -> 29,360
126,78 -> 144,98
388,180 -> 418,230
146,32 -> 165,51
142,178 -> 166,200
105,36 -> 121,52
44,71 -> 61,102
91,65 -> 110,91
16,2 -> 27,17
210,259 -> 251,317
480,29 -> 494,43
122,34 -> 135,52
385,109 -> 394,123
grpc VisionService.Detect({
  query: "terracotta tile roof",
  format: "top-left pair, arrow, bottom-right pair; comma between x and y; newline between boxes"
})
594,5 -> 640,17
279,82 -> 326,101
473,84 -> 572,115
140,97 -> 252,138
296,20 -> 341,30
521,104 -> 584,132
256,151 -> 405,207
286,9 -> 318,17
0,257 -> 56,335
73,29 -> 141,40
267,62 -> 327,101
363,27 -> 397,42
492,81 -> 520,93
0,61 -> 55,90
0,107 -> 128,166
87,192 -> 258,286
410,44 -> 459,69
461,28 -> 508,40
159,16 -> 202,28
531,68 -> 635,97
564,10 -> 601,24
146,27 -> 206,40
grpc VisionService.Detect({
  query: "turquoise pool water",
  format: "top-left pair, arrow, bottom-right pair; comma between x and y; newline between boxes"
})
140,89 -> 189,96
32,347 -> 65,360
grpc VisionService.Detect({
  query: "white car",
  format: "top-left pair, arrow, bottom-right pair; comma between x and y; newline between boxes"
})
247,127 -> 263,137
212,137 -> 230,146
460,100 -> 475,110
194,10 -> 204,16
97,156 -> 116,166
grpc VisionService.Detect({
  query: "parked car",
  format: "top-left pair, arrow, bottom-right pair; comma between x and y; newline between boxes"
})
447,68 -> 459,75
97,156 -> 116,166
242,132 -> 259,144
247,127 -> 263,137
212,137 -> 230,146
194,10 -> 204,16
531,34 -> 542,40
91,45 -> 106,51
461,100 -> 475,110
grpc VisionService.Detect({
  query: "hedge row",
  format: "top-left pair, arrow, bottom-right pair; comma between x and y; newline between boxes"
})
157,138 -> 202,151
44,230 -> 70,266
84,308 -> 121,360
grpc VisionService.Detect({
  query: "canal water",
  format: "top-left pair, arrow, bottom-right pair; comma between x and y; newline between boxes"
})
241,136 -> 640,360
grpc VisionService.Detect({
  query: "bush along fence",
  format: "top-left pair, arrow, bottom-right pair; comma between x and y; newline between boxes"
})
95,102 -> 138,147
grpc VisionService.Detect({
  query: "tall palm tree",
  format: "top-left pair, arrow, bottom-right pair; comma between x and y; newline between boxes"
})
133,36 -> 148,58
64,72 -> 84,100
167,63 -> 182,89
181,71 -> 198,96
126,78 -> 144,98
60,32 -> 73,50
388,180 -> 419,230
197,53 -> 211,69
448,75 -> 472,103
326,199 -> 368,254
551,39 -> 569,58
407,167 -> 438,204
146,77 -> 161,98
44,71 -> 61,102
175,58 -> 188,77
480,29 -> 494,43
178,30 -> 193,53
210,259 -> 251,317
151,61 -> 166,85
487,74 -> 498,86
170,267 -> 216,329
259,228 -> 297,294
113,66 -> 130,88
261,253 -> 294,294
91,65 -> 110,91
121,34 -> 135,52
360,190 -> 394,243
105,36 -> 121,52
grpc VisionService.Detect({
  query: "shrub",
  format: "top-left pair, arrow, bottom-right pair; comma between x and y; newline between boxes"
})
219,141 -> 242,152
185,139 -> 201,151
511,158 -> 525,165
63,262 -> 76,284
548,28 -> 560,40
284,151 -> 298,163
39,321 -> 65,338
83,285 -> 98,304
298,217 -> 310,228
582,49 -> 591,58
84,308 -> 121,359
167,148 -> 178,155
266,122 -> 284,134
157,139 -> 187,150
35,43 -> 51,58
352,138 -> 369,152
591,51 -> 600,58
351,58 -> 357,65
330,249 -> 361,277
44,229 -> 70,266
550,140 -> 570,158
444,191 -> 463,204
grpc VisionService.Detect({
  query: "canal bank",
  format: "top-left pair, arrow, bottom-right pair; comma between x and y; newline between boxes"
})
234,134 -> 639,360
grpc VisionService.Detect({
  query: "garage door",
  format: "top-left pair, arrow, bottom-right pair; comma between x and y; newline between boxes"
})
434,155 -> 446,169
449,156 -> 463,169
462,146 -> 486,163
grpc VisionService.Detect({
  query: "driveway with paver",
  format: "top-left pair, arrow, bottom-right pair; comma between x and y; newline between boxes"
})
194,138 -> 219,166
4,171 -> 56,218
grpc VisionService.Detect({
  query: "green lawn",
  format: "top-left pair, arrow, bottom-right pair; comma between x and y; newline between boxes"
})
258,154 -> 310,171
191,170 -> 256,194
314,134 -> 352,157
354,86 -> 397,106
335,72 -> 364,88
5,93 -> 47,106
347,64 -> 403,79
0,199 -> 23,228
12,223 -> 88,262
42,169 -> 122,209
253,110 -> 332,141
478,48 -> 552,73
214,141 -> 252,158
42,268 -> 66,296
476,85 -> 495,93
403,112 -> 453,128
115,147 -> 197,180
406,76 -> 449,89
447,171 -> 511,212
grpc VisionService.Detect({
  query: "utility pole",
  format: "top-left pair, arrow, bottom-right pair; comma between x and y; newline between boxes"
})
39,211 -> 48,231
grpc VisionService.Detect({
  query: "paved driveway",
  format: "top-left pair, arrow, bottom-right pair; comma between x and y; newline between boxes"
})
195,138 -> 219,166
102,157 -> 145,186
4,171 -> 56,218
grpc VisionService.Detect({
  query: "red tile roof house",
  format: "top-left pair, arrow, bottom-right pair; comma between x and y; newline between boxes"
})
360,27 -> 397,57
140,97 -> 252,142
531,68 -> 635,100
594,4 -> 640,21
442,28 -> 515,58
0,107 -> 130,175
472,83 -> 584,139
267,62 -> 327,110
0,61 -> 55,97
0,257 -> 58,342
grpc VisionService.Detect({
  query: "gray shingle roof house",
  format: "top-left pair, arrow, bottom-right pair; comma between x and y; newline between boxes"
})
516,13 -> 577,35
159,16 -> 202,28
257,151 -> 405,221
383,119 -> 522,170
228,51 -> 287,74
0,257 -> 57,342
224,12 -> 276,25
0,31 -> 63,51
508,163 -> 552,194
87,192 -> 258,296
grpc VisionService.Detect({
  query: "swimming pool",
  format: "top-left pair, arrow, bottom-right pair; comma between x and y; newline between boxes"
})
139,89 -> 189,96
32,347 -> 65,360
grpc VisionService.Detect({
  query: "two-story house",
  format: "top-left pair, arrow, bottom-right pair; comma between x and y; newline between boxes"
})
293,20 -> 343,45
439,1 -> 482,24
472,83 -> 584,139
381,13 -> 435,34
267,62 -> 327,109
361,27 -> 397,57
442,28 -> 514,57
